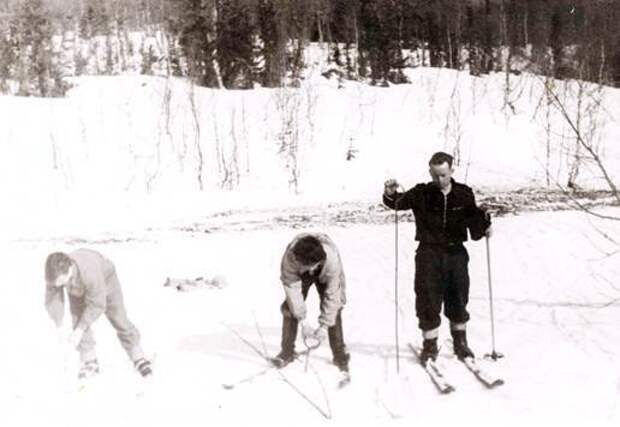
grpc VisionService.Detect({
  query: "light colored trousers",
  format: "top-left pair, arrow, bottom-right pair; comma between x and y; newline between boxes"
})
69,271 -> 144,363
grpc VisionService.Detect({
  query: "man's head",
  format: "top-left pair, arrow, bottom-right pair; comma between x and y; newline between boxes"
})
292,235 -> 326,268
428,152 -> 454,190
45,252 -> 76,288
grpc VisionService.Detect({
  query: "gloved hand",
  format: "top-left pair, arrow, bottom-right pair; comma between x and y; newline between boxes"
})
300,321 -> 314,341
384,179 -> 400,196
313,325 -> 328,343
301,321 -> 322,349
485,225 -> 493,238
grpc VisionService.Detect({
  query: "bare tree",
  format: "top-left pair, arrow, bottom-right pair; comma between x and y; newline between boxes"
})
187,80 -> 205,191
444,74 -> 463,166
274,87 -> 303,193
541,76 -> 619,217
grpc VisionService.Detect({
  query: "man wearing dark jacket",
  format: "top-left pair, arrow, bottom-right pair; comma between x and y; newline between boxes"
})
383,152 -> 491,365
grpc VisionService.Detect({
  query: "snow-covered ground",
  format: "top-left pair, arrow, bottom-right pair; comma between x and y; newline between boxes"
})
1,66 -> 619,241
1,205 -> 620,426
1,60 -> 620,426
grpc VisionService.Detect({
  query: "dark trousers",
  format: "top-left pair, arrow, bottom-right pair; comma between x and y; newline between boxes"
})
414,243 -> 470,331
280,274 -> 347,362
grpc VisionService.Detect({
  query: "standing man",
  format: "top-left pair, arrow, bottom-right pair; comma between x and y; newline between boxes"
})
45,248 -> 153,379
383,152 -> 491,364
271,233 -> 350,374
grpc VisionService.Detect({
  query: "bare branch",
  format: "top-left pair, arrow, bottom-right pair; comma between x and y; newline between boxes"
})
542,77 -> 620,204
554,183 -> 620,221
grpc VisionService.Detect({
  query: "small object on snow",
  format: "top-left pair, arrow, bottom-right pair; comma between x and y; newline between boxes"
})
163,275 -> 228,292
409,343 -> 455,394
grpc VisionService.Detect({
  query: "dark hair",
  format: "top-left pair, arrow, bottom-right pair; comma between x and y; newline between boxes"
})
429,152 -> 454,168
292,236 -> 327,266
45,252 -> 72,282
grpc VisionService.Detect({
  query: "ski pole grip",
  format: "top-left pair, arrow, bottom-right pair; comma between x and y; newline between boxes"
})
303,336 -> 321,350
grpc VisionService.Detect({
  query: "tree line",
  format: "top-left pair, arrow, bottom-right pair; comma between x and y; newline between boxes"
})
0,0 -> 619,96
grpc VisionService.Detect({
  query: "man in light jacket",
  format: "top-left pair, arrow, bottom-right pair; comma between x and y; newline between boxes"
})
45,248 -> 152,379
272,233 -> 349,373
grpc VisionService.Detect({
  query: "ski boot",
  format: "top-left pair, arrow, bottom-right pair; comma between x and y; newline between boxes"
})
78,359 -> 100,380
419,338 -> 438,366
270,351 -> 296,368
451,330 -> 475,360
271,315 -> 298,368
134,358 -> 153,377
333,352 -> 350,373
334,352 -> 351,388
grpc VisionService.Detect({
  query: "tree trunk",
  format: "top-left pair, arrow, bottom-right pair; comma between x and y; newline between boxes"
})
523,5 -> 528,46
317,11 -> 323,45
484,0 -> 493,73
446,22 -> 453,69
209,0 -> 224,88
354,12 -> 360,77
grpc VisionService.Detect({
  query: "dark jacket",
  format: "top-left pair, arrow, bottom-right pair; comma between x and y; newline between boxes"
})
383,179 -> 490,245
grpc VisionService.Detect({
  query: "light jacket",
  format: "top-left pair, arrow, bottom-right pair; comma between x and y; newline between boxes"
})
45,248 -> 116,331
280,233 -> 346,327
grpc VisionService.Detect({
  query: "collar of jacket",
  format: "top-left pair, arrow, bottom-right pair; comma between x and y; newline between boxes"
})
425,178 -> 459,194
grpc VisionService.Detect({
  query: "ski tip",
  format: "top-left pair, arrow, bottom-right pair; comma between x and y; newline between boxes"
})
337,374 -> 351,389
489,379 -> 505,388
441,385 -> 456,394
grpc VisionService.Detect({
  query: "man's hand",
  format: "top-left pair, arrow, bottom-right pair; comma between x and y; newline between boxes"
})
301,322 -> 328,350
313,325 -> 328,343
384,179 -> 400,196
300,321 -> 314,341
485,225 -> 493,238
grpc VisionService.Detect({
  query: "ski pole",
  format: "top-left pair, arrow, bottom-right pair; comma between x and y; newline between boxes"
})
484,232 -> 504,361
222,366 -> 273,390
302,334 -> 320,373
393,184 -> 405,374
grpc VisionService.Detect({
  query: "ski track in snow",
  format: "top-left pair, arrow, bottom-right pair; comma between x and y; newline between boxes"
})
1,207 -> 620,426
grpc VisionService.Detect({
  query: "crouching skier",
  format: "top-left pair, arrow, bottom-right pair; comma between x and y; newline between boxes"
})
271,233 -> 350,375
44,249 -> 153,379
